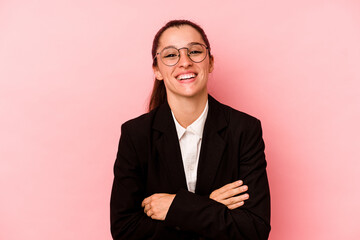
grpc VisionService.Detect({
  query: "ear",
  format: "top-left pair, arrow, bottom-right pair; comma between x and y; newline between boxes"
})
209,55 -> 214,73
152,65 -> 164,80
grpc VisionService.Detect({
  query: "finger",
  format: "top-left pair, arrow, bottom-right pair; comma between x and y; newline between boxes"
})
213,185 -> 247,201
150,212 -> 157,219
227,201 -> 244,210
216,180 -> 243,195
146,209 -> 153,217
219,185 -> 248,200
222,193 -> 249,206
141,197 -> 151,207
142,193 -> 164,207
143,204 -> 151,214
142,195 -> 156,206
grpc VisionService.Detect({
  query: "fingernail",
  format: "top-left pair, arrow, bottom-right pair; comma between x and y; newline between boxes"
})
238,180 -> 243,185
243,185 -> 248,191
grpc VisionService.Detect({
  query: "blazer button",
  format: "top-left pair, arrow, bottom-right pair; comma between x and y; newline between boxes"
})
175,226 -> 181,231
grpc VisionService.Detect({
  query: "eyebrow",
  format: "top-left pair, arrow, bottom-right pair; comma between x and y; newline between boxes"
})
162,42 -> 204,50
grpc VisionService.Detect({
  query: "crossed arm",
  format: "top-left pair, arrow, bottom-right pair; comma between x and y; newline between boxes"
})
141,180 -> 249,221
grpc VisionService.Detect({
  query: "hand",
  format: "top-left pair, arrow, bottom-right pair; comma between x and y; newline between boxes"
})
210,180 -> 249,210
141,193 -> 175,220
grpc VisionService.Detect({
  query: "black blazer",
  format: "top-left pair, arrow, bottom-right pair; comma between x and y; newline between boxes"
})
110,95 -> 271,240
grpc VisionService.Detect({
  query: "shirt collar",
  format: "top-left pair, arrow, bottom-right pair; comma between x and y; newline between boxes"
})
171,100 -> 209,140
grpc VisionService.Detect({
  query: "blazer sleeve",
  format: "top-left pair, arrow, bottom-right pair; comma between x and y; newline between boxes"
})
110,124 -> 159,239
164,119 -> 271,240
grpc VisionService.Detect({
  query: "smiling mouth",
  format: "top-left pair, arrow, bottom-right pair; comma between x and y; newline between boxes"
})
176,73 -> 197,81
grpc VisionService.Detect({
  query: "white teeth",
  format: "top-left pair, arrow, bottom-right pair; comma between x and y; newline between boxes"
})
177,73 -> 196,80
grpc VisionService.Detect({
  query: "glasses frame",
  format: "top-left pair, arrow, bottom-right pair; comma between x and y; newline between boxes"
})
154,43 -> 209,67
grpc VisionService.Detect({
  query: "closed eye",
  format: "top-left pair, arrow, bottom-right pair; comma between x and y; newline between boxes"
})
164,53 -> 178,58
189,50 -> 203,55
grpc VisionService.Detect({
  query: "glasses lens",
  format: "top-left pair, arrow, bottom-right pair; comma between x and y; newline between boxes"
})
188,44 -> 207,63
159,44 -> 208,66
160,47 -> 179,66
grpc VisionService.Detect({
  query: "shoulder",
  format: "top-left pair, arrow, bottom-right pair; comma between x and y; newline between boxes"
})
120,108 -> 157,135
209,97 -> 264,149
209,95 -> 261,131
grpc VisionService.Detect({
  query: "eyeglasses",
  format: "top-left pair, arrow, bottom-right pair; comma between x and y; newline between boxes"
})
154,43 -> 209,66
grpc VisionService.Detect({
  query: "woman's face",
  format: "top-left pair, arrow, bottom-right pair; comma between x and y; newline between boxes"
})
153,25 -> 214,101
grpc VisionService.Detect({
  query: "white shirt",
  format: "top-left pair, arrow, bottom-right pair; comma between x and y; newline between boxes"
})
171,101 -> 209,193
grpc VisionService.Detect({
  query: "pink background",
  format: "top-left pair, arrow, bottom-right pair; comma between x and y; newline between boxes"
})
1,0 -> 360,239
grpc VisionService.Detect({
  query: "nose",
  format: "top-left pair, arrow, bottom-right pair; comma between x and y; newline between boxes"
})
177,48 -> 192,68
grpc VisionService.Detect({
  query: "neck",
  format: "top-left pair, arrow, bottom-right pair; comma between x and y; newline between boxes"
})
168,92 -> 208,128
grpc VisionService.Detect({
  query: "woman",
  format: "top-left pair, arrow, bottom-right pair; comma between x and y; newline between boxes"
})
110,20 -> 270,240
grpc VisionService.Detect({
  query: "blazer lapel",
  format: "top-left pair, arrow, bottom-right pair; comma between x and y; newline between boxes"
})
152,96 -> 228,194
153,102 -> 188,191
196,96 -> 227,195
